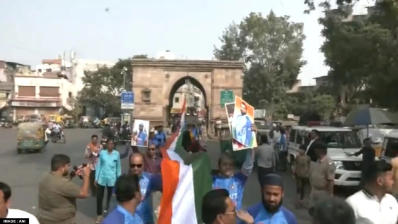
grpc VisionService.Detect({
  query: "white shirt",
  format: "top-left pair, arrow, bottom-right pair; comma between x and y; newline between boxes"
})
256,144 -> 276,169
346,190 -> 398,224
6,208 -> 39,224
272,131 -> 281,144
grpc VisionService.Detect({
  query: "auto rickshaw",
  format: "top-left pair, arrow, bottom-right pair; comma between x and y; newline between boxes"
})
17,122 -> 47,153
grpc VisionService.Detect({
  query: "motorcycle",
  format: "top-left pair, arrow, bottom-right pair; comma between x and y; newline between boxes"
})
92,117 -> 101,128
51,129 -> 66,143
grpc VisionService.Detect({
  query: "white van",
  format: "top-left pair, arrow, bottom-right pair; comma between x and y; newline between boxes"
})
288,126 -> 363,186
381,131 -> 398,162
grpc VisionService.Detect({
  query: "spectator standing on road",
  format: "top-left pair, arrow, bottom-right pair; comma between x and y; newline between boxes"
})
243,173 -> 297,224
154,126 -> 167,148
84,134 -> 101,196
271,125 -> 281,148
212,149 -> 255,210
256,134 -> 276,184
309,143 -> 335,206
143,144 -> 162,174
38,154 -> 91,224
346,160 -> 398,224
310,196 -> 355,224
351,137 -> 375,178
305,130 -> 321,162
95,139 -> 122,223
148,130 -> 156,147
102,174 -> 143,224
202,189 -> 254,224
294,145 -> 311,208
278,128 -> 288,171
129,152 -> 162,224
0,182 -> 39,223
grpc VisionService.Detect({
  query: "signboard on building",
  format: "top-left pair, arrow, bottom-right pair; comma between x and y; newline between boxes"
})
220,90 -> 234,108
121,91 -> 134,110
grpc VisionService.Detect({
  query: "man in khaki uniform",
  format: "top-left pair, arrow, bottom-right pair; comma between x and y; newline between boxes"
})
309,142 -> 335,206
38,154 -> 90,224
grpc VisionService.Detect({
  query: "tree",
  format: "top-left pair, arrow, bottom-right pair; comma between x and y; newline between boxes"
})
304,0 -> 355,13
78,58 -> 133,117
319,0 -> 398,111
214,12 -> 305,118
285,89 -> 336,123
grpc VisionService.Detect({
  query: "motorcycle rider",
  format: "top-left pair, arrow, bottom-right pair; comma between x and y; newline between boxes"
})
51,122 -> 64,142
101,124 -> 114,147
121,122 -> 130,141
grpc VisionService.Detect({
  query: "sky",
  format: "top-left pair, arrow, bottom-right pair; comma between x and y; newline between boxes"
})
0,0 -> 373,85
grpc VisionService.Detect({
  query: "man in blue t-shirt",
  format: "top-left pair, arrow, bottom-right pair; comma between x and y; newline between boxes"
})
154,126 -> 166,148
129,153 -> 162,224
212,149 -> 255,210
242,173 -> 297,224
102,174 -> 143,224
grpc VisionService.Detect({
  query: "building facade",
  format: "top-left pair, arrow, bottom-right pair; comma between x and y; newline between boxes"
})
0,61 -> 30,119
132,59 -> 244,127
10,72 -> 73,121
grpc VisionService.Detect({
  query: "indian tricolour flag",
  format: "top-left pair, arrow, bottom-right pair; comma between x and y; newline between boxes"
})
158,99 -> 212,224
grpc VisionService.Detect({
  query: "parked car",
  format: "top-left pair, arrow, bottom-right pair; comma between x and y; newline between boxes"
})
0,118 -> 6,127
288,126 -> 363,187
79,116 -> 92,128
1,118 -> 13,128
254,120 -> 271,143
27,114 -> 42,122
381,131 -> 398,162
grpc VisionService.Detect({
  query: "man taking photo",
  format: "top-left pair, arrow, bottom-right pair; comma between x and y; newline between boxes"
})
38,154 -> 91,224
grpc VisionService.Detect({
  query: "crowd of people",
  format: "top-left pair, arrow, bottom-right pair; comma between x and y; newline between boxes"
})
2,123 -> 398,224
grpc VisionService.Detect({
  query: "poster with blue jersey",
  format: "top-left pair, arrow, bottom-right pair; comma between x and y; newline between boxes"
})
230,96 -> 257,150
131,119 -> 149,147
225,102 -> 250,151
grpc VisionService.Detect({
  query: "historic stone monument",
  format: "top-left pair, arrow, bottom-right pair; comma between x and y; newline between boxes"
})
131,59 -> 244,128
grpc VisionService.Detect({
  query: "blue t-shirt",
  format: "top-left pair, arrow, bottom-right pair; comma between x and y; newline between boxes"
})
235,115 -> 252,146
136,172 -> 162,224
212,172 -> 248,210
243,203 -> 297,224
154,132 -> 166,148
137,131 -> 147,146
102,205 -> 143,224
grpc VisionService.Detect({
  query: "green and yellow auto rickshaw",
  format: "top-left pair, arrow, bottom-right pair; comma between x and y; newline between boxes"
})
17,122 -> 47,153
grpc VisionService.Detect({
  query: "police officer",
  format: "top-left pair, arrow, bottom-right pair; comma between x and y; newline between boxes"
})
309,143 -> 335,206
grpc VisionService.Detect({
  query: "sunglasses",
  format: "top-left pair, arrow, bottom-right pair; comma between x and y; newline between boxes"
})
130,164 -> 143,168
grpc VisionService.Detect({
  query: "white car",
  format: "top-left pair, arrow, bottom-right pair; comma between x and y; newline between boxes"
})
288,126 -> 363,186
381,131 -> 398,162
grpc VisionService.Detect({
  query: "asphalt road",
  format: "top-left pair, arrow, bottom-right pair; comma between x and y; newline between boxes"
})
0,127 -> 357,224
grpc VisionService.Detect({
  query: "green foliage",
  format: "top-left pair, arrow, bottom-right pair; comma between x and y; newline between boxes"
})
320,0 -> 398,111
304,0 -> 354,13
285,90 -> 336,122
214,12 -> 305,118
78,58 -> 133,117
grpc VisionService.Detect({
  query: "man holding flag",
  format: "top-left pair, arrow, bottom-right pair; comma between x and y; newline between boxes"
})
158,97 -> 213,224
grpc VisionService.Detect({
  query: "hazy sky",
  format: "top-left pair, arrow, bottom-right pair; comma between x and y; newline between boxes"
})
0,0 -> 372,85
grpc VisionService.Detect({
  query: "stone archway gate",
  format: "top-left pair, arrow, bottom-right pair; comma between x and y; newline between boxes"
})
131,59 -> 244,128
